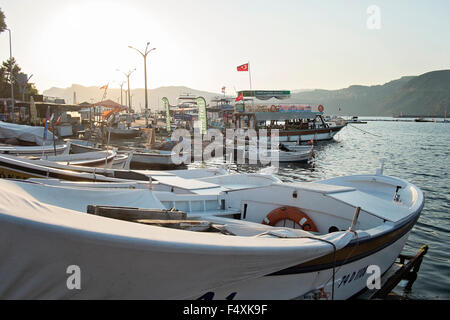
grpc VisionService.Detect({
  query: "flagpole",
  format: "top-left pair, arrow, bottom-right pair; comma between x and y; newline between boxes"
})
248,61 -> 254,108
248,61 -> 252,91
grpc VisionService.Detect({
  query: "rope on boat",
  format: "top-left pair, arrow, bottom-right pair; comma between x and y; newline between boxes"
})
303,236 -> 337,300
348,124 -> 382,137
303,229 -> 361,300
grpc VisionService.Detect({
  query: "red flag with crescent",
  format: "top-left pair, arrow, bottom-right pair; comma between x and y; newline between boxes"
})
237,63 -> 249,72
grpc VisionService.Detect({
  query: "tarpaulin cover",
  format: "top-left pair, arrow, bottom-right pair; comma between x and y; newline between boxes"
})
0,179 -> 354,299
0,121 -> 56,146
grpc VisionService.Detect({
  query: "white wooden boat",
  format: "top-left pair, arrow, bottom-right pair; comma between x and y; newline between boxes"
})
0,144 -> 68,156
0,153 -> 227,182
280,143 -> 314,153
111,153 -> 131,169
244,145 -> 312,163
0,154 -> 126,181
37,150 -> 117,167
347,116 -> 367,124
66,139 -> 101,154
128,149 -> 186,169
0,168 -> 424,299
0,121 -> 57,146
0,121 -> 67,156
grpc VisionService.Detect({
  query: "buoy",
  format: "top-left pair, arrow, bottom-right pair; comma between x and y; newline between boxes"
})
262,206 -> 318,232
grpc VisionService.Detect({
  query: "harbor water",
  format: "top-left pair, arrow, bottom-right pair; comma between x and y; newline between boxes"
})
189,118 -> 450,299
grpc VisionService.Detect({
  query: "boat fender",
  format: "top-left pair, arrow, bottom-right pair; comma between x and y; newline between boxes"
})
262,206 -> 318,232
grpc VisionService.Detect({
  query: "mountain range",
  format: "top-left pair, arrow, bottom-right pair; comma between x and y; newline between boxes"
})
43,69 -> 450,116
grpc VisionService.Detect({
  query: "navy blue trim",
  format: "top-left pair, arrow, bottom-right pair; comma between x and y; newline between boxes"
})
268,203 -> 423,276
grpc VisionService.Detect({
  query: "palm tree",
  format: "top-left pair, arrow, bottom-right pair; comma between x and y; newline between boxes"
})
0,8 -> 6,34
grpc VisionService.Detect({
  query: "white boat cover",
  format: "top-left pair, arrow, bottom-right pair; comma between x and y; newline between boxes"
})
0,121 -> 56,146
0,180 -> 354,299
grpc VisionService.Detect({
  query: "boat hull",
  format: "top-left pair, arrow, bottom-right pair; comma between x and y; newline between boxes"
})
108,128 -> 141,140
276,126 -> 345,142
0,198 -> 350,299
130,152 -> 185,170
0,144 -> 67,157
191,226 -> 413,300
0,213 -> 414,300
0,155 -> 120,182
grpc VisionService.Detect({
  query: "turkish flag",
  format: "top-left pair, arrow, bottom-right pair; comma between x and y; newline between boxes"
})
237,63 -> 249,72
235,93 -> 244,102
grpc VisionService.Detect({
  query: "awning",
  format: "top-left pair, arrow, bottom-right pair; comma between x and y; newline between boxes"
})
236,111 -> 322,121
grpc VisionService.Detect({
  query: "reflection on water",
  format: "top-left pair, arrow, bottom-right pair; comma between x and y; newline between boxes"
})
188,119 -> 450,299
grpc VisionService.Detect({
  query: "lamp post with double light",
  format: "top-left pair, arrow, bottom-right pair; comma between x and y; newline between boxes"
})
128,42 -> 156,127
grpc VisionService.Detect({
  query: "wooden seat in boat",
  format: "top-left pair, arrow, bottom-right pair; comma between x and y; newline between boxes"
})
284,182 -> 356,194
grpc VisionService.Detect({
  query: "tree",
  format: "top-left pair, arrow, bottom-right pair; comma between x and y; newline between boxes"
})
0,58 -> 39,100
0,8 -> 6,33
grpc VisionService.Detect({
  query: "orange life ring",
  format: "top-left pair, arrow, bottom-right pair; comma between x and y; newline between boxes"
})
269,105 -> 278,112
262,206 -> 318,232
318,105 -> 324,112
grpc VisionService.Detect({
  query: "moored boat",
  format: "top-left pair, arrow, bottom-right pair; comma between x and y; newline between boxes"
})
37,149 -> 117,167
233,91 -> 346,142
0,144 -> 68,156
0,121 -> 67,156
348,116 -> 367,124
246,146 -> 313,163
0,169 -> 424,299
0,153 -> 125,181
108,126 -> 141,139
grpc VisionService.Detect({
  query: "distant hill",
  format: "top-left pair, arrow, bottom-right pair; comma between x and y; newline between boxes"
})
288,70 -> 449,116
43,70 -> 450,116
381,70 -> 450,116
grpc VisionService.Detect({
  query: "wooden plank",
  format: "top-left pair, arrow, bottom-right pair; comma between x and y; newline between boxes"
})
86,205 -> 186,221
135,219 -> 212,232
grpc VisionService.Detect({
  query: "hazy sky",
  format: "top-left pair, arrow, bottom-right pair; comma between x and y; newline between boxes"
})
1,0 -> 449,94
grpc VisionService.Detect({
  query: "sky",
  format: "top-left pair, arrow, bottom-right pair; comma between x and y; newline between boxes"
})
1,0 -> 449,95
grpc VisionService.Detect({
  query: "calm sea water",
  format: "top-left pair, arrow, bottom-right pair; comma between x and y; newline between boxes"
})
189,118 -> 450,299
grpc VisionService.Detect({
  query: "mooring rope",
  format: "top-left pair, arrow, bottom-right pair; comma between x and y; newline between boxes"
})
348,124 -> 382,137
302,236 -> 337,300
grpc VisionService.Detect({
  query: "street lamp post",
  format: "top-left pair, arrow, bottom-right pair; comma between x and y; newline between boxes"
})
129,43 -> 156,128
116,68 -> 136,113
113,80 -> 125,106
6,28 -> 14,122
119,81 -> 125,106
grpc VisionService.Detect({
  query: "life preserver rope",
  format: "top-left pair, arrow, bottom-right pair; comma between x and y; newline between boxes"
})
262,206 -> 318,232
